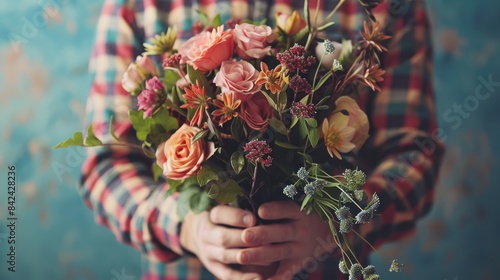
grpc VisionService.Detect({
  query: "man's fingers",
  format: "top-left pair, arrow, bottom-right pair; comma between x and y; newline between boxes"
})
210,205 -> 256,228
207,260 -> 263,280
238,243 -> 301,265
258,201 -> 302,221
204,225 -> 248,248
241,223 -> 298,245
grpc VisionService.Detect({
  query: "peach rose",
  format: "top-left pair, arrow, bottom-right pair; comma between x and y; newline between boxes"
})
213,60 -> 261,100
239,92 -> 273,132
233,23 -> 274,60
122,55 -> 159,94
179,26 -> 234,72
332,96 -> 369,148
156,124 -> 216,180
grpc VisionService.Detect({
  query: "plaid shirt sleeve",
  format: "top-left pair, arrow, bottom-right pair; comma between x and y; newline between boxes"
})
78,0 -> 186,262
335,0 -> 445,262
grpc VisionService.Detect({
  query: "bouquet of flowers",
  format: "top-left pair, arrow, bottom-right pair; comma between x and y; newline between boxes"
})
56,0 -> 404,277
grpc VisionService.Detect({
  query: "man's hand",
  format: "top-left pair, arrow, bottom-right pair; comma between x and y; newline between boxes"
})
180,205 -> 264,280
238,201 -> 335,280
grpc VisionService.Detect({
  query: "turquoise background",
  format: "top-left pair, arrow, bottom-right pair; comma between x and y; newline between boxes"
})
0,0 -> 499,279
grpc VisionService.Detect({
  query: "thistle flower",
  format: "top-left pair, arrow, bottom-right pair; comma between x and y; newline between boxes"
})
367,193 -> 380,213
365,274 -> 381,280
180,81 -> 211,127
354,189 -> 366,202
304,183 -> 315,196
323,39 -> 335,55
355,209 -> 373,224
389,259 -> 404,272
296,167 -> 309,181
332,59 -> 343,72
335,206 -> 352,221
212,91 -> 241,126
349,263 -> 363,280
339,260 -> 349,274
340,218 -> 353,233
363,265 -> 377,277
256,62 -> 289,94
243,139 -> 273,167
143,26 -> 178,55
343,169 -> 366,191
283,184 -> 298,199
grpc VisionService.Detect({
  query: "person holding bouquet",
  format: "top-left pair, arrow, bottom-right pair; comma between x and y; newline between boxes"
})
78,0 -> 444,279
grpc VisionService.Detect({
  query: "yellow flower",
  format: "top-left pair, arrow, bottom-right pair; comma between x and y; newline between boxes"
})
276,11 -> 307,36
321,116 -> 355,159
212,91 -> 242,126
255,62 -> 288,94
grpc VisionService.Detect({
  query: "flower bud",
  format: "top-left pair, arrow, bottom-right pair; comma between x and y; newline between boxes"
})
276,11 -> 306,36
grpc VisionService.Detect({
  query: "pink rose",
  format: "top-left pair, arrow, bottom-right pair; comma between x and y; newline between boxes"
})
122,55 -> 159,94
233,23 -> 274,60
239,92 -> 273,132
156,124 -> 216,180
333,96 -> 369,148
179,26 -> 234,72
213,60 -> 261,100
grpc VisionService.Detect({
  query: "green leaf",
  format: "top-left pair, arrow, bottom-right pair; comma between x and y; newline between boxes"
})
167,178 -> 185,193
268,118 -> 288,135
316,95 -> 330,107
298,118 -> 308,140
177,186 -> 211,220
316,105 -> 329,111
313,71 -> 333,91
308,127 -> 319,148
230,118 -> 243,143
129,108 -> 178,145
142,144 -> 156,158
192,129 -> 209,144
275,140 -> 300,150
207,179 -> 243,204
260,90 -> 278,111
212,14 -> 222,27
301,194 -> 312,211
230,151 -> 245,175
162,69 -> 181,89
278,91 -> 287,112
305,118 -> 318,128
197,165 -> 219,186
108,116 -> 122,143
290,115 -> 299,129
84,123 -> 103,146
53,132 -> 84,149
298,152 -> 313,163
187,64 -> 212,97
195,10 -> 209,26
152,163 -> 163,182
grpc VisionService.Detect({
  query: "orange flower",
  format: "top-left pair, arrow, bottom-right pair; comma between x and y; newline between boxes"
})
359,21 -> 391,53
358,64 -> 386,92
212,91 -> 242,126
255,62 -> 288,94
321,116 -> 355,160
180,81 -> 211,127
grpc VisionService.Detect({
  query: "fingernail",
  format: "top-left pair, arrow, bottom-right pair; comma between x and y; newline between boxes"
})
245,231 -> 255,243
240,252 -> 251,263
243,214 -> 253,226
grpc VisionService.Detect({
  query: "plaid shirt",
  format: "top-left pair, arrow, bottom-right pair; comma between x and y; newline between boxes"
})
79,0 -> 445,279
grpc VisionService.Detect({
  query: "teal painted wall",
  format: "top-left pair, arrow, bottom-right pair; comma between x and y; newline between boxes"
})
0,1 -> 499,279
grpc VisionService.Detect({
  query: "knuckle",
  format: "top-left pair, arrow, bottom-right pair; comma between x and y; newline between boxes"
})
214,228 -> 227,246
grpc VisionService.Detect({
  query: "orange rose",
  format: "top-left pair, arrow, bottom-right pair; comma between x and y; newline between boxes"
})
333,96 -> 369,148
156,124 -> 215,180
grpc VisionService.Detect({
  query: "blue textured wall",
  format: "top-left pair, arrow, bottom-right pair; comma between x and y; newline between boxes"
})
0,1 -> 499,279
